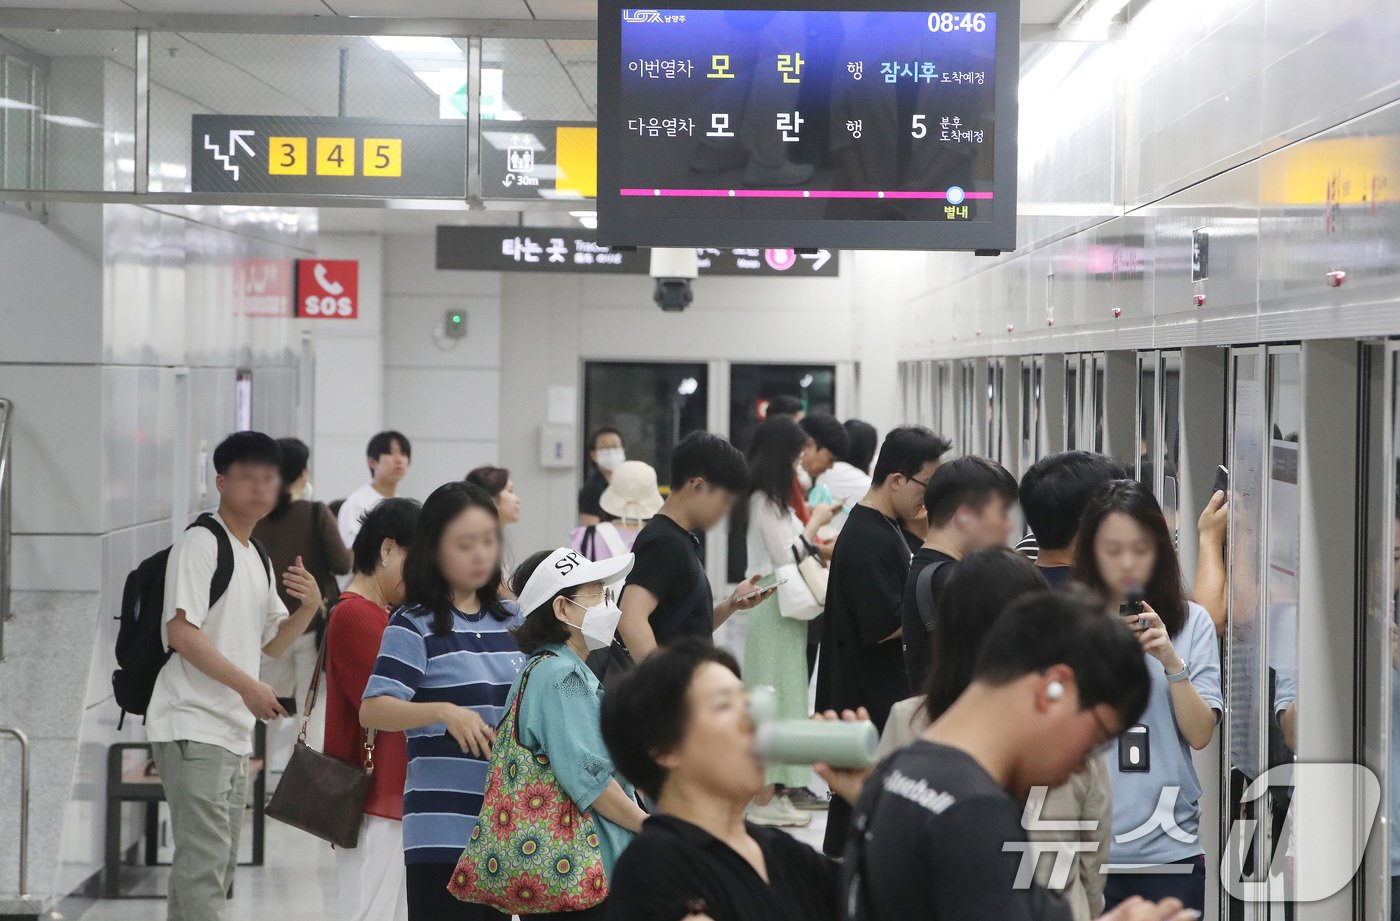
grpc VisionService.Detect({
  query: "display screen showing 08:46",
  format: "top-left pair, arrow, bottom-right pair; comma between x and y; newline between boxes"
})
609,7 -> 1000,224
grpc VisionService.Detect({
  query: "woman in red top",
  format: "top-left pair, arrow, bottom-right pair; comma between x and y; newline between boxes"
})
325,497 -> 420,921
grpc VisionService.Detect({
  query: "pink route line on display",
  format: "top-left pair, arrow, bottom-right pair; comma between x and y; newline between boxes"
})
619,188 -> 995,199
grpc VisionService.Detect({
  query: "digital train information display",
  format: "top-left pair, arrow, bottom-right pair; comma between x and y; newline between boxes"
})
597,2 -> 1020,252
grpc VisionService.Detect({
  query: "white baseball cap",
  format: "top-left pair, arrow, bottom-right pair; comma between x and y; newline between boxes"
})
516,547 -> 634,616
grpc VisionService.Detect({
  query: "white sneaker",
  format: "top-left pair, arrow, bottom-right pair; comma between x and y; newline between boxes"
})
775,794 -> 813,826
747,795 -> 812,827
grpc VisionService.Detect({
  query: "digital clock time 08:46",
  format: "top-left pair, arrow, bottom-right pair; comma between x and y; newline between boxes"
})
927,11 -> 989,31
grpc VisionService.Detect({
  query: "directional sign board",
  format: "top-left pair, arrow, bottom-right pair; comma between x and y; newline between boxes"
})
436,226 -> 838,277
191,115 -> 467,197
479,120 -> 598,200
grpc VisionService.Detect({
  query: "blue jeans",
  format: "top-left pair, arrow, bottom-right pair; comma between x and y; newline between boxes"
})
1103,855 -> 1206,913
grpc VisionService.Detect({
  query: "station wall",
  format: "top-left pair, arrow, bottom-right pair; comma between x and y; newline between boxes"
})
0,201 -> 310,902
899,0 -> 1400,360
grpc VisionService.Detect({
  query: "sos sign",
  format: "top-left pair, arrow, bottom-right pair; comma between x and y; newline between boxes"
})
295,259 -> 359,319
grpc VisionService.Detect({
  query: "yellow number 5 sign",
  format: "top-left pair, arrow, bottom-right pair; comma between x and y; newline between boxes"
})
363,138 -> 403,177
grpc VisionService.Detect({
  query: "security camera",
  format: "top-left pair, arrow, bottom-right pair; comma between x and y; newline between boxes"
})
650,247 -> 698,312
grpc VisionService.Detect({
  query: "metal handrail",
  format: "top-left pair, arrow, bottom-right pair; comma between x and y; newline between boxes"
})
0,727 -> 29,898
0,397 -> 11,662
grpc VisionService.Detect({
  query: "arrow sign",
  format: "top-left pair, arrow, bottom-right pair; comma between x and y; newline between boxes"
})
801,249 -> 832,271
230,129 -> 255,157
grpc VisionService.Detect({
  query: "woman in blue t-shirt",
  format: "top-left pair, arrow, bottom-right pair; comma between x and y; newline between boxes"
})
1072,480 -> 1223,913
362,481 -> 526,921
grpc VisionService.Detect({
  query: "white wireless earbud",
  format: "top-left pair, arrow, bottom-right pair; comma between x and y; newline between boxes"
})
1046,681 -> 1065,701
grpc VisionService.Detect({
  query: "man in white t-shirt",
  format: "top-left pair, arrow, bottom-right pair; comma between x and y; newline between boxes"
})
336,430 -> 412,556
147,432 -> 323,921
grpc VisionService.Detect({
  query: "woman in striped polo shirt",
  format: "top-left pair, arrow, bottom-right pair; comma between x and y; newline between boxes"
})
362,481 -> 527,921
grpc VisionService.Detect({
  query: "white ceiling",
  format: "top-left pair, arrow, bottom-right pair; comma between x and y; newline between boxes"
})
0,0 -> 1078,25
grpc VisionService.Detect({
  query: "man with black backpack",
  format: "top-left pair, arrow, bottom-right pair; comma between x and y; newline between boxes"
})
143,432 -> 323,921
900,455 -> 1019,691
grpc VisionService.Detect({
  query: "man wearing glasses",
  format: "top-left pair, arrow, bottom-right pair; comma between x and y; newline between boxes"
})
815,425 -> 950,856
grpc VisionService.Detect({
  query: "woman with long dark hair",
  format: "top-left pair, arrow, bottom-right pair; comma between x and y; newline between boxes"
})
253,437 -> 351,774
1072,479 -> 1222,913
361,482 -> 526,921
741,416 -> 837,827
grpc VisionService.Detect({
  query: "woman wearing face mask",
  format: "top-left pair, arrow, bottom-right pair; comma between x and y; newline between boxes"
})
1072,480 -> 1222,913
580,428 -> 627,526
469,547 -> 649,919
361,482 -> 526,921
324,498 -> 420,921
742,416 -> 838,827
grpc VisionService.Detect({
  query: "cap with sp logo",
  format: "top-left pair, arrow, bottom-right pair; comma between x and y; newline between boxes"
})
515,547 -> 635,615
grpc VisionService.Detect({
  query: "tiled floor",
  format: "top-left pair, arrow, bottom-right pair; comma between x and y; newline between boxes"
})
60,799 -> 830,921
58,816 -> 340,921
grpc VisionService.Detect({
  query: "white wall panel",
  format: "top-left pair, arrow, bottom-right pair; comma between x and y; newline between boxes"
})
0,204 -> 103,365
0,363 -> 103,535
385,295 -> 502,370
385,367 -> 502,444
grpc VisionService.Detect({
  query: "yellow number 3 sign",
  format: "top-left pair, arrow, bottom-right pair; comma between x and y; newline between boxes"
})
268,137 -> 307,175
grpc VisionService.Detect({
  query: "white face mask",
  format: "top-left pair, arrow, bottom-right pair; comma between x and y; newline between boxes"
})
564,595 -> 623,652
302,480 -> 314,500
595,448 -> 626,472
796,466 -> 813,492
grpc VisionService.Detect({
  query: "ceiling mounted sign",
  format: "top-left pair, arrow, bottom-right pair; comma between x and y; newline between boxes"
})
191,114 -> 466,198
479,120 -> 598,200
436,226 -> 838,277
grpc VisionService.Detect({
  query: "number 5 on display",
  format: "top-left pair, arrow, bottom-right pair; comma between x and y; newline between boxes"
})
911,114 -> 927,139
363,138 -> 403,177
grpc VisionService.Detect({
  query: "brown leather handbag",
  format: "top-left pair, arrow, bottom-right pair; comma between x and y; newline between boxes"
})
265,631 -> 376,849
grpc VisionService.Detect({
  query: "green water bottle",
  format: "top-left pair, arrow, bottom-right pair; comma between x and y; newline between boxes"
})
749,685 -> 879,769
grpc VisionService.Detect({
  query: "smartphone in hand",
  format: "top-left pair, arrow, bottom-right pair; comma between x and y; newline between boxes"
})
735,578 -> 788,604
1119,589 -> 1146,631
1212,465 -> 1230,495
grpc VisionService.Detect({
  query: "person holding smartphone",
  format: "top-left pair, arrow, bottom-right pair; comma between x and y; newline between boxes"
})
740,416 -> 839,827
1071,480 -> 1222,913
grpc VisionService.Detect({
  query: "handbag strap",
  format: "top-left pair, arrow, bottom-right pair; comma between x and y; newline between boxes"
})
508,652 -> 556,748
300,606 -> 377,772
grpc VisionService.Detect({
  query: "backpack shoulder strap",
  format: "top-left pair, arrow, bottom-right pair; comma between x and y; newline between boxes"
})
249,535 -> 273,581
190,514 -> 236,609
915,560 -> 951,634
595,522 -> 629,558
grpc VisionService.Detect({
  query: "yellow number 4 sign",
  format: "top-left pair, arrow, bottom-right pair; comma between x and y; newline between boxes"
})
363,138 -> 403,177
316,137 -> 355,176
